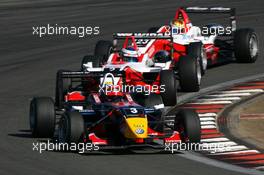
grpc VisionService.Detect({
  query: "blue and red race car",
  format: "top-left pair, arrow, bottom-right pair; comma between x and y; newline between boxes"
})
29,69 -> 201,151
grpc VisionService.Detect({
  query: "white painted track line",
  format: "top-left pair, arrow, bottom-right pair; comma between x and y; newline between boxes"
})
197,97 -> 241,101
205,93 -> 252,97
201,125 -> 217,129
201,138 -> 230,142
189,101 -> 232,105
199,117 -> 216,121
201,121 -> 216,125
255,166 -> 264,171
165,119 -> 174,122
220,89 -> 263,93
211,149 -> 260,155
201,141 -> 237,147
198,113 -> 217,117
210,145 -> 249,153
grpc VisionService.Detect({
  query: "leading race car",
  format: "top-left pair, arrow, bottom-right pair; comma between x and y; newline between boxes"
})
29,69 -> 201,151
83,7 -> 259,93
147,7 -> 258,66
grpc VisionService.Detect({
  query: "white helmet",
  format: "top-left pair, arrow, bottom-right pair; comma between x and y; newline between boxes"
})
121,47 -> 138,62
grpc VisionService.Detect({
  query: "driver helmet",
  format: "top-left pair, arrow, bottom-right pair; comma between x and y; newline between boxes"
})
172,12 -> 186,34
154,50 -> 170,63
173,19 -> 185,28
121,47 -> 138,62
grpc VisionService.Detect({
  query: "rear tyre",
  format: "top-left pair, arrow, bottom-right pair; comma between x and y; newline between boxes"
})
178,55 -> 201,92
234,28 -> 258,63
160,70 -> 177,106
30,97 -> 55,138
55,70 -> 71,109
174,109 -> 201,143
187,42 -> 207,75
94,40 -> 113,64
58,112 -> 85,144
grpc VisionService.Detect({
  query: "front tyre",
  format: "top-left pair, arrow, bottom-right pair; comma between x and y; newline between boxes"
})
30,97 -> 55,138
174,109 -> 201,143
143,93 -> 164,132
178,55 -> 201,92
160,70 -> 177,106
58,112 -> 85,144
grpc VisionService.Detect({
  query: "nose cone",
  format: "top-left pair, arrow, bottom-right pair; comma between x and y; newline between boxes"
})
122,117 -> 148,139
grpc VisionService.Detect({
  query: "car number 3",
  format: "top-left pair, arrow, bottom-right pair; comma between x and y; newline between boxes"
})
130,108 -> 138,114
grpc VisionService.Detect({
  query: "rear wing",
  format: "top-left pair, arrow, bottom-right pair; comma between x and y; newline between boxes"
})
59,68 -> 125,79
113,33 -> 172,40
111,32 -> 175,57
182,7 -> 236,33
57,69 -> 127,92
112,32 -> 174,56
182,7 -> 235,14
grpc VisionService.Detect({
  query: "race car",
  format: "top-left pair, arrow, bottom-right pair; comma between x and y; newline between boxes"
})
82,36 -> 178,106
29,69 -> 201,151
147,7 -> 258,66
83,7 -> 258,93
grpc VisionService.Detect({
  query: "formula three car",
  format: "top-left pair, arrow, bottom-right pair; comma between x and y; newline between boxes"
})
29,69 -> 201,150
82,35 -> 178,106
148,7 -> 259,65
83,7 -> 258,95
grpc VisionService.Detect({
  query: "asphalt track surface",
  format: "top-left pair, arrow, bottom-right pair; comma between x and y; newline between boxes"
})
0,0 -> 264,175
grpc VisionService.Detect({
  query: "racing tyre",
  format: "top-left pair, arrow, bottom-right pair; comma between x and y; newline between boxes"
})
147,27 -> 160,33
160,70 -> 177,106
81,55 -> 102,70
187,42 -> 207,75
30,97 -> 55,138
94,40 -> 113,64
58,111 -> 85,144
143,93 -> 163,108
174,109 -> 201,143
178,55 -> 201,92
55,70 -> 71,109
234,28 -> 258,63
144,93 -> 164,132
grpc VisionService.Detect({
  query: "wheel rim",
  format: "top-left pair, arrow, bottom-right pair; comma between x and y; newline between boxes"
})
249,35 -> 258,58
200,46 -> 207,71
58,117 -> 67,143
108,46 -> 113,56
29,102 -> 36,131
196,58 -> 202,85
